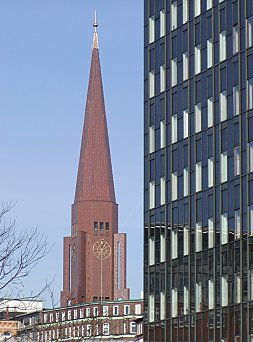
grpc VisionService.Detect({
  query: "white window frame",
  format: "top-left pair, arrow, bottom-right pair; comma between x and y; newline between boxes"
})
184,286 -> 189,314
124,305 -> 130,315
235,209 -> 241,239
208,218 -> 214,249
194,0 -> 201,17
183,52 -> 189,81
183,0 -> 188,24
196,222 -> 202,252
195,162 -> 202,192
220,91 -> 227,122
172,288 -> 178,317
160,233 -> 165,262
233,25 -> 239,54
171,2 -> 177,31
195,282 -> 202,312
249,141 -> 253,172
149,236 -> 155,266
233,85 -> 240,116
172,229 -> 178,259
208,157 -> 214,187
160,291 -> 165,320
149,294 -> 155,322
149,125 -> 155,154
160,120 -> 166,149
184,226 -> 189,256
171,172 -> 178,201
183,167 -> 189,196
207,39 -> 213,68
149,71 -> 155,98
208,280 -> 214,309
113,305 -> 119,316
160,176 -> 166,205
160,64 -> 166,93
250,204 -> 253,236
160,10 -> 166,37
247,78 -> 253,110
171,114 -> 177,143
221,151 -> 227,183
183,109 -> 188,138
149,16 -> 155,44
247,16 -> 253,48
220,31 -> 226,62
149,181 -> 155,209
207,97 -> 213,127
195,45 -> 201,74
171,58 -> 177,86
221,275 -> 228,307
221,213 -> 228,245
207,0 -> 212,11
195,103 -> 201,133
234,146 -> 240,176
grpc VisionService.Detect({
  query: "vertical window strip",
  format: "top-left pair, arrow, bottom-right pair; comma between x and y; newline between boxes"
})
233,25 -> 239,54
208,97 -> 213,127
195,162 -> 202,192
172,230 -> 178,259
184,286 -> 189,314
171,114 -> 177,143
248,17 -> 253,48
220,91 -> 227,122
172,288 -> 178,317
149,236 -> 155,266
160,120 -> 166,149
194,0 -> 201,17
149,125 -> 155,154
183,52 -> 189,81
208,157 -> 214,187
183,0 -> 188,24
247,78 -> 253,110
235,209 -> 241,239
208,280 -> 214,309
234,146 -> 240,176
221,151 -> 228,183
195,103 -> 201,133
195,45 -> 201,74
233,85 -> 240,115
221,212 -> 228,245
196,222 -> 202,252
160,65 -> 166,93
171,172 -> 178,201
207,39 -> 213,68
171,58 -> 177,86
208,218 -> 214,249
171,2 -> 177,31
160,176 -> 166,205
183,109 -> 188,138
220,31 -> 226,62
183,167 -> 189,196
195,282 -> 202,312
184,226 -> 189,255
149,181 -> 155,209
221,275 -> 228,307
160,10 -> 165,37
149,71 -> 155,98
149,16 -> 155,44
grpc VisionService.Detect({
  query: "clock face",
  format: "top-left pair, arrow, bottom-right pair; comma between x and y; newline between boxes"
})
93,240 -> 111,260
72,242 -> 77,261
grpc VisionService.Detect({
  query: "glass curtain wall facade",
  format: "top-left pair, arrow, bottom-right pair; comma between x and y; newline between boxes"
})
144,0 -> 253,341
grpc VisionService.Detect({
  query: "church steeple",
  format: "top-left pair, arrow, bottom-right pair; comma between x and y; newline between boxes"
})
74,15 -> 116,204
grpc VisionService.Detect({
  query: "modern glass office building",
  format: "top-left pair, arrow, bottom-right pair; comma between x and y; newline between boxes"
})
144,0 -> 253,341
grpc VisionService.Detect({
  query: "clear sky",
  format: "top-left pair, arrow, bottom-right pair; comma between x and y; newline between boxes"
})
0,1 -> 143,306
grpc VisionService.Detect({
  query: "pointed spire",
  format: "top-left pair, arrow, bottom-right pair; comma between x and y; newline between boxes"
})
74,21 -> 116,204
92,11 -> 99,49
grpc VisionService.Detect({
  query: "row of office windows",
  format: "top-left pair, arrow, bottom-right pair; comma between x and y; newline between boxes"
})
148,271 -> 253,322
149,144 -> 253,208
148,208 -> 253,264
148,84 -> 252,152
149,61 -> 253,99
149,3 -> 253,45
43,304 -> 140,323
39,321 -> 138,340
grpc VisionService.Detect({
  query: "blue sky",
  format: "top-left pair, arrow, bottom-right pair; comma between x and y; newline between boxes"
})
0,1 -> 143,305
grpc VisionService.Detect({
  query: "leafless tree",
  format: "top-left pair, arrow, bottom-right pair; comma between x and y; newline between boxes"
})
0,203 -> 48,296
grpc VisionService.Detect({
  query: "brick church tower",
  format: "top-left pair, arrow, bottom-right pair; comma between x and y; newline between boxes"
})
61,18 -> 130,306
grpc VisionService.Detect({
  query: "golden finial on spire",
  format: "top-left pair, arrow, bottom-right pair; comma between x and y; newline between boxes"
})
93,10 -> 98,33
92,11 -> 99,49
